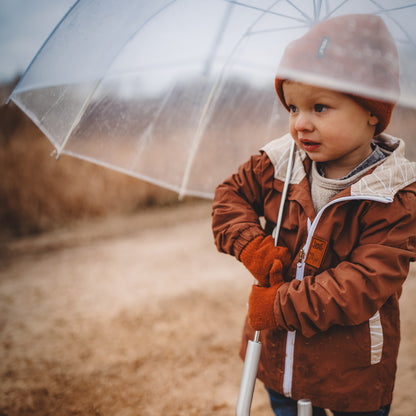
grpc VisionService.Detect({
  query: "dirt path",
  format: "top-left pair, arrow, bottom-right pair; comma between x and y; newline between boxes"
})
0,201 -> 415,415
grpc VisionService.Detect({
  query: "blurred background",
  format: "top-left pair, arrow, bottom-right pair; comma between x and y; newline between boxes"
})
0,2 -> 415,415
0,0 -> 182,239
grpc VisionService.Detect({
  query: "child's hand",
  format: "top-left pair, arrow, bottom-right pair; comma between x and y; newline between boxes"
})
240,235 -> 291,286
248,283 -> 282,330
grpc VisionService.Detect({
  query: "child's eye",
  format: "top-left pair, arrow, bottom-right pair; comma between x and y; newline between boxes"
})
288,105 -> 298,113
314,104 -> 328,113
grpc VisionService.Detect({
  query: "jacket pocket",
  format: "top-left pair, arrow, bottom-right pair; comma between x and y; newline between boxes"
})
369,311 -> 383,365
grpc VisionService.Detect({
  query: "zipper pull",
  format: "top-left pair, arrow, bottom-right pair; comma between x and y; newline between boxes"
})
296,249 -> 306,280
298,248 -> 305,265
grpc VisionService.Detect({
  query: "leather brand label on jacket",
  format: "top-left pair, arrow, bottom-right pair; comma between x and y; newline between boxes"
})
306,237 -> 328,269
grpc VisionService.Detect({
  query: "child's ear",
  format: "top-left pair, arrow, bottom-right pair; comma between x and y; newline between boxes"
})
369,113 -> 379,126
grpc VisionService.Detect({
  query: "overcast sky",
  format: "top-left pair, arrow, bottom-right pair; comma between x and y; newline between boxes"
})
0,0 -> 76,82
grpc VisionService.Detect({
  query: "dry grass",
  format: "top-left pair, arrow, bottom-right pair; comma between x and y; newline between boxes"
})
0,101 -> 179,238
0,204 -> 414,415
1,84 -> 415,415
3,77 -> 415,241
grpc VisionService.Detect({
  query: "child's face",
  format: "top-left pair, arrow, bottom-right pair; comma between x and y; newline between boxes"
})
282,81 -> 379,179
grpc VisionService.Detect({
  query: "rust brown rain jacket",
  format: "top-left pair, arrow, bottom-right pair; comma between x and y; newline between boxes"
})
212,133 -> 416,412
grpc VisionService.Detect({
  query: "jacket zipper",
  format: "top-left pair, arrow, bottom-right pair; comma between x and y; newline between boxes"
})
282,194 -> 392,398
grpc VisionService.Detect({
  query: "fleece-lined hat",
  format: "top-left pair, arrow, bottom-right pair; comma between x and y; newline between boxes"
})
275,14 -> 400,135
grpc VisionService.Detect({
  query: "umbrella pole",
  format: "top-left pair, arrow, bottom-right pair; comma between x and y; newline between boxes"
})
235,331 -> 262,416
236,140 -> 296,416
297,399 -> 313,416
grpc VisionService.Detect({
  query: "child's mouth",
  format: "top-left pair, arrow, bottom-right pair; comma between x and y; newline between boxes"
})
300,139 -> 321,152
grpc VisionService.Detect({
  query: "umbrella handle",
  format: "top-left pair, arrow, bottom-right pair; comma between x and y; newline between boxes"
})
235,340 -> 313,416
298,398 -> 313,416
236,140 -> 296,416
235,337 -> 262,416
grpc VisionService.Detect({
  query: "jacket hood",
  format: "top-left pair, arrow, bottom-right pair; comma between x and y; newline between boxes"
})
262,133 -> 416,200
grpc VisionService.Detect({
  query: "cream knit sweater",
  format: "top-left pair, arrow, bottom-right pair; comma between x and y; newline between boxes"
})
310,146 -> 386,213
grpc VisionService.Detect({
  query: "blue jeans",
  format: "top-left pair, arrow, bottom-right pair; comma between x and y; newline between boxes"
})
266,387 -> 391,416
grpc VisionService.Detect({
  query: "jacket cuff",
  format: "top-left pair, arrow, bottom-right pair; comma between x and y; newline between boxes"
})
235,227 -> 265,261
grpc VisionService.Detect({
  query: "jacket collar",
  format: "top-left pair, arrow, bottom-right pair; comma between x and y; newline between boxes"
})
351,134 -> 416,199
262,133 -> 416,200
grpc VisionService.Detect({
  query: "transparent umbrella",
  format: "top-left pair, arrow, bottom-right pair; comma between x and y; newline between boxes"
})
8,0 -> 416,200
7,1 -> 416,415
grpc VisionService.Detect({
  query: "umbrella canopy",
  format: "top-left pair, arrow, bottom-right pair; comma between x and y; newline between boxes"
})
8,0 -> 416,198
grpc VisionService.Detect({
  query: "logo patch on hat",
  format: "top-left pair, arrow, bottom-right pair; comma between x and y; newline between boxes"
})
306,236 -> 328,269
317,36 -> 330,58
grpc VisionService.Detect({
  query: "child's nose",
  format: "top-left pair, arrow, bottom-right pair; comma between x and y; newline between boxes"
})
294,112 -> 313,131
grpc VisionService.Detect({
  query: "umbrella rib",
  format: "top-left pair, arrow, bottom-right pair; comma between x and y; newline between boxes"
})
129,84 -> 175,171
321,0 -> 350,20
248,23 -> 311,36
82,0 -> 179,106
369,0 -> 416,47
39,87 -> 68,125
386,19 -> 416,48
225,0 -> 310,24
313,0 -> 322,20
203,1 -> 234,76
56,80 -> 101,158
324,0 -> 330,16
57,1 -> 182,159
370,3 -> 416,13
178,81 -> 220,199
285,0 -> 313,23
179,0 -> 286,197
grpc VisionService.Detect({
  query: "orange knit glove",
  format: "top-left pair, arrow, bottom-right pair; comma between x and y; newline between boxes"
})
240,235 -> 291,287
248,283 -> 282,331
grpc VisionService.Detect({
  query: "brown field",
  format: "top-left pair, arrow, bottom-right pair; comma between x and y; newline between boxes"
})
0,202 -> 415,416
0,100 -> 180,238
0,87 -> 415,415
